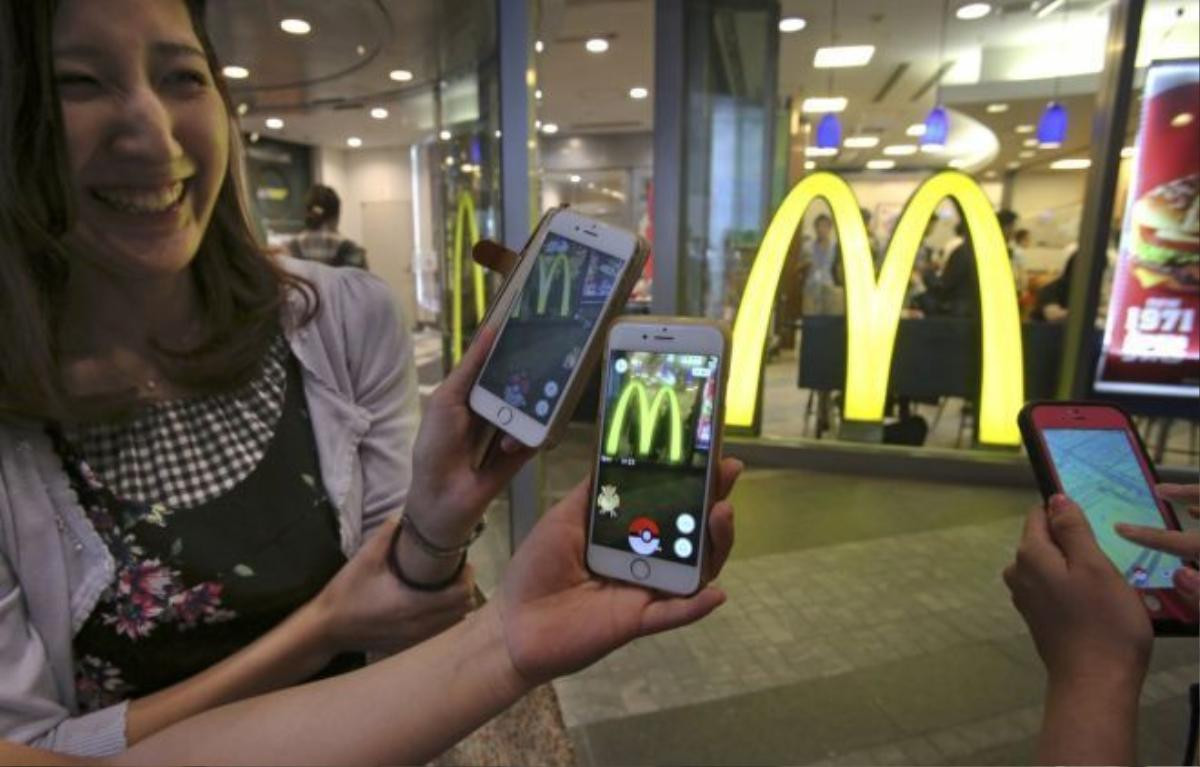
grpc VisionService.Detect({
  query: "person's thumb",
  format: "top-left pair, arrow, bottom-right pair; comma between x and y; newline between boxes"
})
1046,494 -> 1103,565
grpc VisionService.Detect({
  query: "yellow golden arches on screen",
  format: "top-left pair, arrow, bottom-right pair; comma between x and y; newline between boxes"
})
727,170 -> 1024,446
451,191 -> 488,364
604,380 -> 685,463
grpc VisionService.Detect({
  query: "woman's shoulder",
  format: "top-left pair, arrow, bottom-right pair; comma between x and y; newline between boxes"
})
281,255 -> 397,331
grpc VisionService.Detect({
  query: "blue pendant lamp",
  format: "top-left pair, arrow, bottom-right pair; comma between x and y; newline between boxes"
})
1037,101 -> 1068,146
923,104 -> 949,147
816,112 -> 842,149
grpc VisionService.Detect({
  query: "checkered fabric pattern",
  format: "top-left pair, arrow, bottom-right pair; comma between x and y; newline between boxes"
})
64,335 -> 290,510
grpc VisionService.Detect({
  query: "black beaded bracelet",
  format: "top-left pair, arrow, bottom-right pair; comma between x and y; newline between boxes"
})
402,513 -> 487,558
387,518 -> 468,592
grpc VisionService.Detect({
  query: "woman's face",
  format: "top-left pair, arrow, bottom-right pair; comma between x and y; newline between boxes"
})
53,0 -> 228,280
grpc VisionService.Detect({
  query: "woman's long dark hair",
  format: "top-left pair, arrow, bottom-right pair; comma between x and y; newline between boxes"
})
0,0 -> 316,422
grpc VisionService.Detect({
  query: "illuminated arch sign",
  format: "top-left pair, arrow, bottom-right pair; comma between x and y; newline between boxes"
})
727,170 -> 1024,446
450,191 -> 488,363
604,380 -> 685,463
536,253 -> 573,316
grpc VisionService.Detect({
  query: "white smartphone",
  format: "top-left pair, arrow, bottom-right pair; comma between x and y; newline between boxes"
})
585,319 -> 729,596
469,210 -> 639,448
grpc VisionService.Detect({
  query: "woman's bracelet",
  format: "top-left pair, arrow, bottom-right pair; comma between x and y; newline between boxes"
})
386,515 -> 485,592
401,512 -> 486,558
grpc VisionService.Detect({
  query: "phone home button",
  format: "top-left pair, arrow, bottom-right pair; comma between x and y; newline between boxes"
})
497,406 -> 514,425
630,558 -> 651,581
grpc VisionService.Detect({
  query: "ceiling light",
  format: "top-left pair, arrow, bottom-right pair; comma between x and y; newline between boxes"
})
461,163 -> 476,173
986,103 -> 1008,113
816,113 -> 842,148
535,89 -> 543,100
629,86 -> 649,100
1019,150 -> 1035,158
1120,146 -> 1135,158
585,38 -> 609,53
445,156 -> 456,166
370,107 -> 389,119
923,105 -> 949,147
236,103 -> 249,116
814,45 -> 875,69
1037,101 -> 1069,145
346,137 -> 362,148
439,129 -> 452,141
948,158 -> 970,168
920,143 -> 945,154
535,39 -> 544,53
570,174 -> 582,183
866,159 -> 896,170
390,69 -> 414,82
1023,138 -> 1039,147
541,122 -> 559,134
1171,112 -> 1195,127
1015,124 -> 1035,134
801,96 -> 847,113
1007,161 -> 1020,169
494,129 -> 502,138
1035,0 -> 1066,19
906,123 -> 927,137
883,144 -> 918,156
779,17 -> 807,33
844,135 -> 880,148
1039,141 -> 1061,149
280,18 -> 311,35
804,146 -> 838,157
955,3 -> 991,20
1050,158 -> 1091,170
804,160 -> 816,169
264,117 -> 283,129
222,65 -> 249,79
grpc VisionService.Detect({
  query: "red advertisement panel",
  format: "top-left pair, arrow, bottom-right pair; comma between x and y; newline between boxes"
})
1095,60 -> 1200,398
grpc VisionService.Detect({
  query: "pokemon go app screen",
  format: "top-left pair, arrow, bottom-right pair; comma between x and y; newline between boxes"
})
478,232 -> 627,424
590,350 -> 719,566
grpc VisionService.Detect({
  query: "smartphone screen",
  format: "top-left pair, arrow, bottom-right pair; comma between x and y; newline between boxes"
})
1042,428 -> 1185,588
476,231 -> 627,424
590,350 -> 720,566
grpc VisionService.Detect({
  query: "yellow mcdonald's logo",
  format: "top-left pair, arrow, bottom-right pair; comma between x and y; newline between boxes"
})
728,170 -> 1024,446
605,380 -> 685,463
451,191 -> 487,363
535,252 -> 573,316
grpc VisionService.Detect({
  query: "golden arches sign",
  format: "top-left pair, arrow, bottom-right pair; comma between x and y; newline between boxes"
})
604,380 -> 685,463
451,191 -> 488,364
727,170 -> 1024,446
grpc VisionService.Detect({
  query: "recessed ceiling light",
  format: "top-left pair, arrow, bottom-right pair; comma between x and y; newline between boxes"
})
541,123 -> 559,134
445,156 -> 456,166
866,159 -> 896,170
535,89 -> 543,100
370,107 -> 389,119
347,137 -> 362,148
236,103 -> 249,116
494,129 -> 502,138
1023,138 -> 1038,147
585,38 -> 609,53
249,132 -> 260,143
439,129 -> 452,141
280,18 -> 311,35
1050,158 -> 1091,170
535,39 -> 545,53
389,69 -> 413,82
629,86 -> 649,100
264,117 -> 283,130
814,45 -> 875,68
883,144 -> 918,156
1039,141 -> 1062,149
222,65 -> 249,79
804,160 -> 816,170
804,146 -> 838,156
920,143 -> 945,154
844,135 -> 880,148
801,96 -> 847,113
1015,124 -> 1035,134
906,123 -> 927,137
948,158 -> 970,168
986,103 -> 1008,113
955,3 -> 991,20
570,174 -> 581,183
1019,150 -> 1035,158
779,17 -> 807,33
1120,146 -> 1135,158
1007,161 -> 1020,169
1171,112 -> 1195,127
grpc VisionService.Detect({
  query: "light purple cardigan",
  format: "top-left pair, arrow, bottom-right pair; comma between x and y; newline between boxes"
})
0,258 -> 419,755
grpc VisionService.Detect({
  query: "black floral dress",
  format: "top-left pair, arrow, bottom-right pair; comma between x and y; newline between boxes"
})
51,337 -> 362,712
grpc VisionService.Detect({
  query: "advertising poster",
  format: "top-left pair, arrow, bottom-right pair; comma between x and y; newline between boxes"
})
1095,59 -> 1200,398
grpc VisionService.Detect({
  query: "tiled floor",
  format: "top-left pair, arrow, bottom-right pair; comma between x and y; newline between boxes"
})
465,427 -> 1198,767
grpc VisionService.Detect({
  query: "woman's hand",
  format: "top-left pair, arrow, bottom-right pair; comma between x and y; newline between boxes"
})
309,518 -> 476,655
403,327 -> 533,548
1115,483 -> 1200,603
495,458 -> 742,685
1004,494 -> 1152,686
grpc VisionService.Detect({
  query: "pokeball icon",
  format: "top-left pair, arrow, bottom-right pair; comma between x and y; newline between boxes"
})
628,516 -> 661,556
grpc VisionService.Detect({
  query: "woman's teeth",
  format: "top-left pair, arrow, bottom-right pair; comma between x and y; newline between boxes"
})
92,181 -> 186,214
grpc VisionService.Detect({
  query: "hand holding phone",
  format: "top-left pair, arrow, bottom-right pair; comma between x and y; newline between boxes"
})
585,319 -> 730,595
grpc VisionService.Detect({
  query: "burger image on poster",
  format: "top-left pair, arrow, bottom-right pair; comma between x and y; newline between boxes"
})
1131,173 -> 1200,290
628,516 -> 661,555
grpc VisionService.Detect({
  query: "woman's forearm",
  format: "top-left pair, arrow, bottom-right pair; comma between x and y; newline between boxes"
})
117,603 -> 529,766
124,598 -> 335,745
1036,673 -> 1142,766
